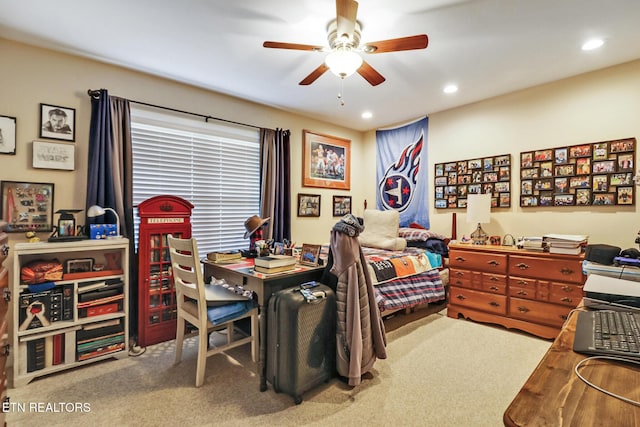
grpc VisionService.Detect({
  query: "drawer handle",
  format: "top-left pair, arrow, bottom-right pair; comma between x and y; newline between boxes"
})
455,256 -> 466,262
488,260 -> 500,266
489,301 -> 500,307
1,244 -> 8,256
517,280 -> 529,285
561,286 -> 573,292
560,268 -> 574,275
561,297 -> 573,303
455,294 -> 467,301
516,263 -> 530,270
517,306 -> 530,313
489,286 -> 499,291
560,314 -> 568,321
3,288 -> 10,302
455,271 -> 464,277
1,344 -> 9,357
489,276 -> 499,282
517,290 -> 528,296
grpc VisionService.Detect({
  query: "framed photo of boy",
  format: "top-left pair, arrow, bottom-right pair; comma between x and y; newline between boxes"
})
300,243 -> 321,267
303,129 -> 350,190
39,103 -> 75,142
0,115 -> 16,155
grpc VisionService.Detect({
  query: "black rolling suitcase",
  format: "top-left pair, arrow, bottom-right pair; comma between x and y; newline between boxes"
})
266,281 -> 336,404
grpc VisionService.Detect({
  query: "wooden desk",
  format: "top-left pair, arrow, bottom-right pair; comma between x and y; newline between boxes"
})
202,258 -> 324,391
504,308 -> 640,426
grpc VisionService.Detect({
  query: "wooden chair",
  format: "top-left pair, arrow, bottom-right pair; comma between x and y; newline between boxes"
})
167,234 -> 258,387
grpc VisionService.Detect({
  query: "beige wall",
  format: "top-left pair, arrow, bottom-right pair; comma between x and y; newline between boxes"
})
0,38 -> 365,249
3,36 -> 639,254
363,60 -> 640,249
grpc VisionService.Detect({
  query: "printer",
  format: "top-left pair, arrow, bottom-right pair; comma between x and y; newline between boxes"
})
583,274 -> 640,311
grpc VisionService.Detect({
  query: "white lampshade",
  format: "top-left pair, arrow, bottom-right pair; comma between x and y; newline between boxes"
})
466,193 -> 491,224
325,48 -> 363,78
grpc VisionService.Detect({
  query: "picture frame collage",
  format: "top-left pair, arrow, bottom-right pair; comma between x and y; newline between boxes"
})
296,194 -> 353,217
434,154 -> 512,209
519,137 -> 636,207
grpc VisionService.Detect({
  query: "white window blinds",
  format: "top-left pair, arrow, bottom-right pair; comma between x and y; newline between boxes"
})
130,106 -> 261,253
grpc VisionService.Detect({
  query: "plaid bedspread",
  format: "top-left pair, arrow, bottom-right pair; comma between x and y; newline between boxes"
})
320,245 -> 447,311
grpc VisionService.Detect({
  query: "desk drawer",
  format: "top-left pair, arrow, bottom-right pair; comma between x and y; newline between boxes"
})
449,286 -> 507,315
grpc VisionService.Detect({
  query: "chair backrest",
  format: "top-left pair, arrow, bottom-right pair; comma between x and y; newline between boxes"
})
167,234 -> 208,321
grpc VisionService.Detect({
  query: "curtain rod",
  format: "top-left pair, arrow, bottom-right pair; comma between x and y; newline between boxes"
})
87,89 -> 265,131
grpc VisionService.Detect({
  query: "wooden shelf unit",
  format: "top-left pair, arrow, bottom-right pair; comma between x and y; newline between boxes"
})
11,239 -> 129,387
447,243 -> 585,339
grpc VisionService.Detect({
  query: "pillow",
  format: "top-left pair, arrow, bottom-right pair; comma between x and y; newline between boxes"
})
358,209 -> 407,251
398,227 -> 447,241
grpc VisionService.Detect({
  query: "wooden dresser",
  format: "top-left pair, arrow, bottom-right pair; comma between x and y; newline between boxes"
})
447,243 -> 585,339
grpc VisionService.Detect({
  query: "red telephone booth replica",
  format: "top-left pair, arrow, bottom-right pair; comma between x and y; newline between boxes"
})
137,195 -> 193,347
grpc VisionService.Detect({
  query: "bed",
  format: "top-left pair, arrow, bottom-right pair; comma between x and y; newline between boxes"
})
322,209 -> 450,315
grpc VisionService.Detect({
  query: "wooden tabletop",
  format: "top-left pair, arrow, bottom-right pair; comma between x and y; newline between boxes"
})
503,307 -> 640,426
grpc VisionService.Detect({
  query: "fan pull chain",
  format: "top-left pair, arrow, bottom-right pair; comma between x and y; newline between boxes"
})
338,77 -> 345,106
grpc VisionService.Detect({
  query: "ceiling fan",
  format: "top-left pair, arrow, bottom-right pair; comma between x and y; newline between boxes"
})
263,0 -> 428,87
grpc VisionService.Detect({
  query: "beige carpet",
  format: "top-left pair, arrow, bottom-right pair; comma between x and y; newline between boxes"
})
6,306 -> 550,427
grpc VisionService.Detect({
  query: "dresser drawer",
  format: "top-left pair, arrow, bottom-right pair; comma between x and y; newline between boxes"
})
549,282 -> 582,306
481,273 -> 507,294
509,297 -> 571,327
449,268 -> 481,290
449,286 -> 508,315
509,255 -> 584,284
450,250 -> 508,274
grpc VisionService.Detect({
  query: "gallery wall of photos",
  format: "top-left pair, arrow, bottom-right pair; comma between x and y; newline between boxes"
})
434,154 -> 511,209
519,137 -> 636,207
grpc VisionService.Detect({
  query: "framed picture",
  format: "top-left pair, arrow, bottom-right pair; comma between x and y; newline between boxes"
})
39,103 -> 75,142
299,243 -> 321,267
297,193 -> 321,217
302,130 -> 350,190
332,195 -> 352,217
1,181 -> 54,232
64,258 -> 94,274
617,187 -> 634,205
521,152 -> 534,168
32,140 -> 75,170
0,115 -> 16,155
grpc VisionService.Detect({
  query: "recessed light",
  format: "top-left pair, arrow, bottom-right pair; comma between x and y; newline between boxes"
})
361,111 -> 373,119
582,38 -> 604,51
443,84 -> 458,94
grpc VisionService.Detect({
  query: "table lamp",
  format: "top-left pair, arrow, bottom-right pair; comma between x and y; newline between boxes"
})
466,193 -> 491,245
87,204 -> 121,238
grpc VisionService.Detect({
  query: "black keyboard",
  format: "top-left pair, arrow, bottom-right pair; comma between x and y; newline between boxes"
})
574,310 -> 640,358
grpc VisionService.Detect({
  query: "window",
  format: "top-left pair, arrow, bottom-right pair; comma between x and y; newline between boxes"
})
131,106 -> 261,253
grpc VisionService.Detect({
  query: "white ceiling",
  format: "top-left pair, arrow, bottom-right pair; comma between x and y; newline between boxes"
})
1,0 -> 640,131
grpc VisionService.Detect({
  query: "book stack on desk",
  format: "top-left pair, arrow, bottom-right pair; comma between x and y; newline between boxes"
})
207,251 -> 242,263
254,255 -> 297,274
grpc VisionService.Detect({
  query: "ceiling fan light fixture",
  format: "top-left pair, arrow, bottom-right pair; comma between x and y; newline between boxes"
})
325,48 -> 363,78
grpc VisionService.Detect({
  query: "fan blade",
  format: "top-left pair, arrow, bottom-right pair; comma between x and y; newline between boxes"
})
362,34 -> 428,53
357,61 -> 385,86
336,0 -> 358,40
299,63 -> 329,85
263,41 -> 325,52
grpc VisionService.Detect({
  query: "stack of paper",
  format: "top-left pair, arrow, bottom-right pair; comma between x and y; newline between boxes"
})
518,236 -> 545,251
543,234 -> 588,255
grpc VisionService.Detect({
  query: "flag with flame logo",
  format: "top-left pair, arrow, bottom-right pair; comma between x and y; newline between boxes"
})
376,117 -> 429,227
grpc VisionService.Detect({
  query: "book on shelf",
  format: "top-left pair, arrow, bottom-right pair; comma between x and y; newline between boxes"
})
254,255 -> 297,269
254,264 -> 296,274
77,342 -> 125,362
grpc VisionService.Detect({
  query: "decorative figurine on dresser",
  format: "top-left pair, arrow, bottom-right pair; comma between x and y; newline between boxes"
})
137,195 -> 193,347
